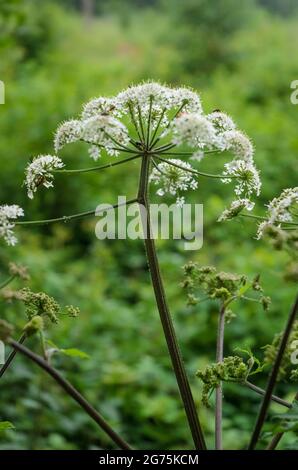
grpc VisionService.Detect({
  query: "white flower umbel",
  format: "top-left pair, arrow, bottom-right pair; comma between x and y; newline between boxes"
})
222,159 -> 261,197
207,111 -> 236,133
257,187 -> 298,239
220,130 -> 254,161
82,97 -> 117,120
149,159 -> 198,205
171,113 -> 217,149
0,204 -> 24,246
115,82 -> 202,128
267,187 -> 298,223
54,119 -> 82,152
81,115 -> 129,158
218,199 -> 254,222
25,155 -> 64,199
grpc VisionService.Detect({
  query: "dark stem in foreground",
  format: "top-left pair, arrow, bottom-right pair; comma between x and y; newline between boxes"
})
215,305 -> 225,450
266,390 -> 298,450
137,153 -> 206,450
0,333 -> 26,378
248,295 -> 298,450
8,339 -> 132,450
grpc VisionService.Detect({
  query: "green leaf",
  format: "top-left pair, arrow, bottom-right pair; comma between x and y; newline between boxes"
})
0,421 -> 15,432
59,348 -> 90,360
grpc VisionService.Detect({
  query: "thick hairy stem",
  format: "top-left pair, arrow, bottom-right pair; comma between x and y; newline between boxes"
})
0,333 -> 26,378
215,305 -> 225,450
266,390 -> 298,450
9,339 -> 132,450
248,295 -> 298,450
137,154 -> 206,450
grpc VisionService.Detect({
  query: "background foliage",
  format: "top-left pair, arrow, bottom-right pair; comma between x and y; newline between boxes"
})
0,0 -> 297,450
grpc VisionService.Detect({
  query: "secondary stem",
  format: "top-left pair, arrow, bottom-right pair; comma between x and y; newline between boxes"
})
54,154 -> 141,175
0,333 -> 26,378
248,295 -> 298,450
9,339 -> 132,450
137,153 -> 206,450
215,305 -> 225,450
15,198 -> 138,227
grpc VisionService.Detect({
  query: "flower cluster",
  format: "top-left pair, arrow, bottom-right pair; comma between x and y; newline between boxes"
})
182,262 -> 270,314
0,205 -> 24,246
22,81 -> 260,214
19,287 -> 80,327
25,155 -> 64,199
218,198 -> 254,222
196,356 -> 250,407
149,159 -> 198,207
257,187 -> 298,239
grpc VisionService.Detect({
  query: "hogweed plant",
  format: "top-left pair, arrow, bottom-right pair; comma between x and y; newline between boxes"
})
0,81 -> 297,450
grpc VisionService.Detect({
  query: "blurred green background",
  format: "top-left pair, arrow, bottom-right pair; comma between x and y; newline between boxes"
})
0,0 -> 297,450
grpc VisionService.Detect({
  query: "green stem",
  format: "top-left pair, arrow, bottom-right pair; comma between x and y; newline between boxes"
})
54,154 -> 141,175
243,381 -> 291,408
128,102 -> 143,144
150,102 -> 187,149
146,97 -> 153,147
215,305 -> 225,450
248,295 -> 298,450
9,339 -> 132,450
0,275 -> 16,290
0,333 -> 26,379
155,155 -> 235,179
137,153 -> 206,450
80,139 -> 135,154
149,109 -> 166,148
240,213 -> 298,226
15,198 -> 138,227
137,105 -> 146,143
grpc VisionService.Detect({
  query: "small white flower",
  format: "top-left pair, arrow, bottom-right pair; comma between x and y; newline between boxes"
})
266,187 -> 298,224
222,159 -> 261,197
218,198 -> 254,222
81,115 -> 129,157
82,97 -> 116,120
220,130 -> 254,161
54,119 -> 82,152
0,204 -> 24,246
171,113 -> 217,149
150,159 -> 198,205
25,155 -> 64,199
207,111 -> 236,132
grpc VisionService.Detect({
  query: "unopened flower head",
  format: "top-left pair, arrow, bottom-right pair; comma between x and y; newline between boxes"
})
222,159 -> 261,197
0,204 -> 24,246
171,113 -> 217,150
54,119 -> 82,152
149,158 -> 198,205
25,155 -> 64,199
218,199 -> 254,222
